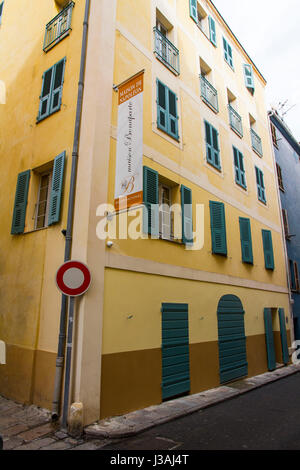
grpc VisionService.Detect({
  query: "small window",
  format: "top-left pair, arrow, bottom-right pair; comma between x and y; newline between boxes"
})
270,123 -> 278,148
37,58 -> 66,122
282,209 -> 291,239
223,37 -> 233,69
205,121 -> 221,170
255,167 -> 266,204
0,2 -> 4,25
290,260 -> 300,292
233,147 -> 246,189
156,80 -> 179,140
35,172 -> 52,229
276,163 -> 284,191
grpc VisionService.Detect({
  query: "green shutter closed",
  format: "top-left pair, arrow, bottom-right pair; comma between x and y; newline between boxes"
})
143,166 -> 159,237
189,0 -> 198,23
239,217 -> 253,264
11,170 -> 31,234
278,308 -> 289,365
262,229 -> 274,270
48,151 -> 65,226
243,64 -> 255,94
205,121 -> 220,169
0,2 -> 4,24
264,308 -> 276,371
217,295 -> 248,384
161,303 -> 190,400
181,185 -> 193,245
38,58 -> 66,121
210,201 -> 227,256
50,58 -> 66,114
233,147 -> 246,189
209,16 -> 217,46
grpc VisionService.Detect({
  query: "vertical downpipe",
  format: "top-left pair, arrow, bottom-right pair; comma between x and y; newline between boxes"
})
52,0 -> 90,421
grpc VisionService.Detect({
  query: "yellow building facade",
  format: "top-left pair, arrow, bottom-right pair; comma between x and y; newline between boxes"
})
0,0 -> 293,427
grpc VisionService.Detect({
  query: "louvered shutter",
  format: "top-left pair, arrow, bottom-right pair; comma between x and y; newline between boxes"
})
262,229 -> 274,270
39,67 -> 53,120
223,38 -> 228,62
11,170 -> 30,234
243,64 -> 255,94
205,122 -> 220,169
227,43 -> 233,67
0,2 -> 4,24
278,308 -> 289,365
181,185 -> 193,245
50,58 -> 66,114
239,217 -> 253,264
210,201 -> 227,256
157,80 -> 168,134
264,308 -> 276,371
168,88 -> 178,139
189,0 -> 198,23
143,166 -> 159,237
209,16 -> 217,46
48,152 -> 65,226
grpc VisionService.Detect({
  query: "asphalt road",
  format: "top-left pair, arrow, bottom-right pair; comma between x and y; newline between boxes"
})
101,372 -> 300,450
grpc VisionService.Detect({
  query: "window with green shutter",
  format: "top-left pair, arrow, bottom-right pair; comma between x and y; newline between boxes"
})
181,185 -> 193,245
233,146 -> 246,189
48,152 -> 65,226
262,229 -> 274,270
243,64 -> 255,94
143,166 -> 159,237
156,80 -> 179,140
0,2 -> 4,24
205,121 -> 221,170
223,37 -> 233,69
209,201 -> 227,256
189,0 -> 198,23
38,58 -> 66,122
208,16 -> 217,46
255,166 -> 266,203
239,218 -> 253,264
11,170 -> 31,234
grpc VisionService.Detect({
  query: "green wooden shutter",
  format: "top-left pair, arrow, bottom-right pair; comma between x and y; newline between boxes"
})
227,43 -> 233,68
264,308 -> 276,371
11,170 -> 30,234
189,0 -> 198,23
143,166 -> 159,237
233,147 -> 246,189
243,64 -> 255,94
0,2 -> 4,24
48,151 -> 65,226
255,167 -> 266,203
262,229 -> 274,270
181,185 -> 193,245
157,80 -> 168,134
205,121 -> 220,169
167,88 -> 178,139
239,217 -> 253,264
50,58 -> 66,114
210,201 -> 227,256
161,303 -> 190,400
209,16 -> 217,46
278,308 -> 289,365
38,66 -> 54,120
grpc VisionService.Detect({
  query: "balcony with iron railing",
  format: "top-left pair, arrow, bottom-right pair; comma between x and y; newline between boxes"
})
200,75 -> 218,113
250,128 -> 263,157
153,27 -> 180,76
43,2 -> 74,52
228,104 -> 243,138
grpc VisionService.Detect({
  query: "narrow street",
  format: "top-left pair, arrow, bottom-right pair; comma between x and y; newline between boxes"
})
101,372 -> 300,451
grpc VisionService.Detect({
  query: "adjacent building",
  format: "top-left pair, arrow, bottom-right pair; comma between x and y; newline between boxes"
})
269,109 -> 300,341
0,0 -> 293,426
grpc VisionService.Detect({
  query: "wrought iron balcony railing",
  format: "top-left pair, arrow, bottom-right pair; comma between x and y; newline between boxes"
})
43,2 -> 74,52
200,75 -> 218,112
250,128 -> 263,157
228,104 -> 243,138
153,27 -> 180,76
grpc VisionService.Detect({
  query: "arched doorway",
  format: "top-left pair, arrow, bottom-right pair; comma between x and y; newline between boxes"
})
217,295 -> 248,384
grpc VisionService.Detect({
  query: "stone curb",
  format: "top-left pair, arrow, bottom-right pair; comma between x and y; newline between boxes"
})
85,364 -> 300,439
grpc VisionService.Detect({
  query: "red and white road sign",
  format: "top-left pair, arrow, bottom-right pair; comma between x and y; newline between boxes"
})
56,260 -> 91,297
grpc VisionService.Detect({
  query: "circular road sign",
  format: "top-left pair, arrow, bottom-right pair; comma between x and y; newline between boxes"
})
56,260 -> 91,297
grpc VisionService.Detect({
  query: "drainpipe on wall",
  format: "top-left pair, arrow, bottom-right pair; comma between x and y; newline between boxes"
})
52,0 -> 90,421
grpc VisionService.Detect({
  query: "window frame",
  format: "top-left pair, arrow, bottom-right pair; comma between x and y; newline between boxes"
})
276,163 -> 284,191
34,171 -> 53,230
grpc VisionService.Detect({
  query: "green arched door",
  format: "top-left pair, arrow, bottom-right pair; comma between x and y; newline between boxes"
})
217,295 -> 248,384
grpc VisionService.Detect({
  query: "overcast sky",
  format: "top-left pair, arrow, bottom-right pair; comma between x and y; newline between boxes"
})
212,0 -> 300,141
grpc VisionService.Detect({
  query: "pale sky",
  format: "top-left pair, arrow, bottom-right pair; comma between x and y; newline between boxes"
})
212,0 -> 300,141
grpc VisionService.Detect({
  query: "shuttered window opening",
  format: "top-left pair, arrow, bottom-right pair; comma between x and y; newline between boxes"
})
208,16 -> 217,46
282,209 -> 290,239
205,121 -> 221,170
223,37 -> 233,68
11,170 -> 31,234
276,163 -> 284,191
189,0 -> 198,23
156,80 -> 179,140
209,201 -> 227,256
217,295 -> 248,384
239,217 -> 253,264
262,229 -> 275,270
243,64 -> 255,94
38,58 -> 66,122
271,123 -> 278,148
181,185 -> 193,245
255,166 -> 266,204
289,260 -> 300,292
161,303 -> 190,400
233,146 -> 246,189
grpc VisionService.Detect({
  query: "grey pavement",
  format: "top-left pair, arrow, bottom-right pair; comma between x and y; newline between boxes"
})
1,362 -> 300,450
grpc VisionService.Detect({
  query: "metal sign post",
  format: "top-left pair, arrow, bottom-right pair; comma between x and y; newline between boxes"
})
55,260 -> 91,431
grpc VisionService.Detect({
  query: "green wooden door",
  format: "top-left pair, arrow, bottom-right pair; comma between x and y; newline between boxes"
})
264,308 -> 276,371
217,295 -> 248,384
278,308 -> 289,365
161,303 -> 190,400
